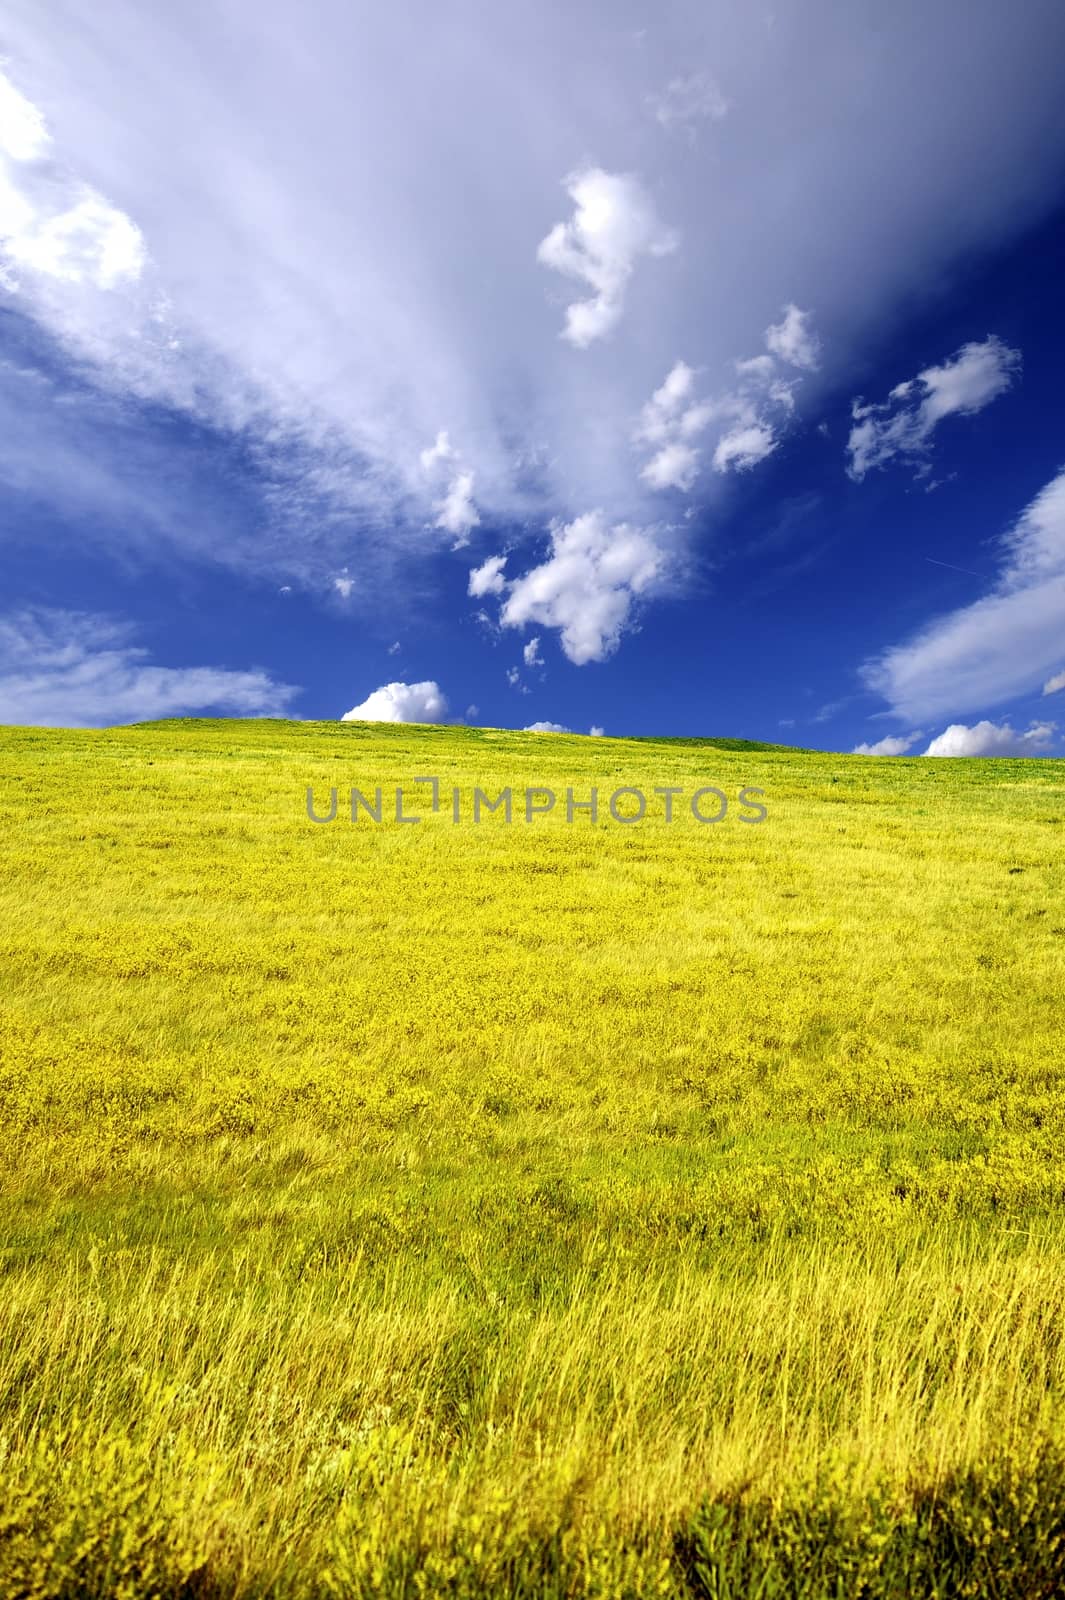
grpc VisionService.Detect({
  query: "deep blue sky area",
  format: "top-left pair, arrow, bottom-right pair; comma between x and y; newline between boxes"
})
2,0 -> 1064,756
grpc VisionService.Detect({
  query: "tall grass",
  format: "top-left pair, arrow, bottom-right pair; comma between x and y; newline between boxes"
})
1,719 -> 1064,1594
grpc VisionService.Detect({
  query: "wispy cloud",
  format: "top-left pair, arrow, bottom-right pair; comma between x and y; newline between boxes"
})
647,71 -> 729,141
0,607 -> 297,726
862,464 -> 1065,721
852,732 -> 921,755
3,4 -> 1065,632
846,336 -> 1021,482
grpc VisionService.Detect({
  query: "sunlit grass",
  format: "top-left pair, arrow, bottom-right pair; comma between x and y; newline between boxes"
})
1,718 -> 1063,1595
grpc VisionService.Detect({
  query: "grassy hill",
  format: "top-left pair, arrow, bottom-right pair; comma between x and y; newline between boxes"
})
1,718 -> 1064,1596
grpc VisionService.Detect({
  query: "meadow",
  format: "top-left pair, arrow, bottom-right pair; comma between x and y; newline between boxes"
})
1,716 -> 1064,1597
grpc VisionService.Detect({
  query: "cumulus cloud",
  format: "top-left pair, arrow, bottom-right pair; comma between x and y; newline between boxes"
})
341,679 -> 448,723
712,421 -> 778,473
635,361 -> 714,490
468,554 -> 508,597
635,360 -> 700,444
499,509 -> 664,664
765,304 -> 820,371
432,467 -> 479,546
589,724 -> 605,736
635,321 -> 816,491
0,606 -> 297,727
522,635 -> 543,667
1044,669 -> 1065,695
923,720 -> 1056,757
852,732 -> 922,755
641,438 -> 702,491
846,335 -> 1022,482
420,429 -> 479,546
536,166 -> 678,348
524,720 -> 569,733
863,463 -> 1065,721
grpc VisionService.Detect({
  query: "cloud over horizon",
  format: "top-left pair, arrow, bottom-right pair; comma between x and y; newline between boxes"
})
341,680 -> 448,723
923,719 -> 1057,757
863,462 -> 1065,722
0,607 -> 297,726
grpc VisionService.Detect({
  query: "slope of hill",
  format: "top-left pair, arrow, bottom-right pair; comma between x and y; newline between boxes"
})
1,719 -> 1064,1596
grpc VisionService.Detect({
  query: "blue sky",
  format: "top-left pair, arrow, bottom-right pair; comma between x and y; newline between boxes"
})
2,0 -> 1065,755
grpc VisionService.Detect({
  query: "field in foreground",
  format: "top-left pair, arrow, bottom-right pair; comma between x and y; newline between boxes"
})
1,717 -> 1064,1598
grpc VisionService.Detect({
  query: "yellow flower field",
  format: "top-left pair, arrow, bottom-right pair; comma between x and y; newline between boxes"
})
1,717 -> 1064,1596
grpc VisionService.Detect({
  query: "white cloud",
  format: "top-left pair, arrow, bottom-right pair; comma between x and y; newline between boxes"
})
522,635 -> 543,667
4,194 -> 146,289
332,574 -> 354,598
852,733 -> 921,755
341,679 -> 448,723
524,720 -> 569,733
499,509 -> 664,664
635,360 -> 714,490
421,429 -> 478,546
589,724 -> 605,736
0,71 -> 50,161
712,421 -> 778,473
419,429 -> 455,471
648,72 -> 729,138
387,640 -> 401,654
1,72 -> 146,294
635,313 -> 818,490
0,607 -> 297,727
3,10 -> 1065,621
765,304 -> 820,371
536,166 -> 679,348
505,666 -> 520,686
846,335 -> 1021,481
863,463 -> 1065,721
635,360 -> 699,445
465,703 -> 479,718
1044,670 -> 1065,695
735,354 -> 775,384
635,324 -> 813,490
432,467 -> 479,546
641,439 -> 702,491
468,554 -> 508,597
923,720 -> 1056,757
